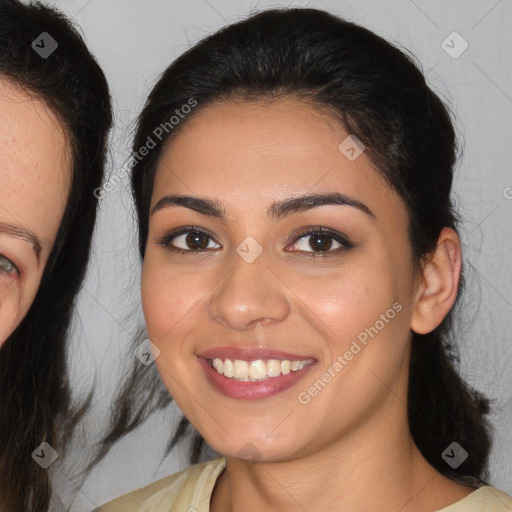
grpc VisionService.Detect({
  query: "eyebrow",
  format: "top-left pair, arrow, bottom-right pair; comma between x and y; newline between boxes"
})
151,192 -> 375,222
0,221 -> 42,259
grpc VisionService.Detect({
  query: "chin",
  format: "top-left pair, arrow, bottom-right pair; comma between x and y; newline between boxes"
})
202,428 -> 309,464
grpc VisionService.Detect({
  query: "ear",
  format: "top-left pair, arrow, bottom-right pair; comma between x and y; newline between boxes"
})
410,227 -> 462,335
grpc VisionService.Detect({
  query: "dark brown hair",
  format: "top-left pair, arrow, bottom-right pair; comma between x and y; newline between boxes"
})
0,1 -> 112,510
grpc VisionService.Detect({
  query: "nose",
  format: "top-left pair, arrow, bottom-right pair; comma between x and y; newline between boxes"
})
207,246 -> 290,331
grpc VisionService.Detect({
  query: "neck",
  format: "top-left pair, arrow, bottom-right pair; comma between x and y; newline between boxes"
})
210,397 -> 472,512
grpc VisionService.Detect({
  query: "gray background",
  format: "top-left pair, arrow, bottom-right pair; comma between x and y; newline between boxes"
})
35,0 -> 512,510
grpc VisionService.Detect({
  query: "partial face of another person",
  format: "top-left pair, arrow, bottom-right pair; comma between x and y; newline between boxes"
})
141,97 -> 426,462
0,79 -> 71,345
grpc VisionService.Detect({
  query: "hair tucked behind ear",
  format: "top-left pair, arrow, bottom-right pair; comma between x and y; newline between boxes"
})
409,321 -> 492,483
93,7 -> 491,483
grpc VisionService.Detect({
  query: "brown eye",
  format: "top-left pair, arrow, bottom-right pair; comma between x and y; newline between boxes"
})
287,227 -> 353,256
308,233 -> 334,252
158,226 -> 221,253
184,232 -> 210,250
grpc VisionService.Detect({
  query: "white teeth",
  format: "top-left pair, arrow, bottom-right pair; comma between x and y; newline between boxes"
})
234,360 -> 249,380
249,360 -> 267,380
223,359 -> 234,378
267,359 -> 281,377
213,358 -> 223,374
210,357 -> 313,381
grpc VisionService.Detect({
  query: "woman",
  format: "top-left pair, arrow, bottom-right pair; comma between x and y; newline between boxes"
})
97,8 -> 511,512
0,0 -> 112,510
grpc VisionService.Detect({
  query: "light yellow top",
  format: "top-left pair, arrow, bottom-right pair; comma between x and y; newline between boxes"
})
95,457 -> 512,512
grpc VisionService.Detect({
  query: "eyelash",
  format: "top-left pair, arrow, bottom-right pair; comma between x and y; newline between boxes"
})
0,253 -> 20,276
157,225 -> 353,258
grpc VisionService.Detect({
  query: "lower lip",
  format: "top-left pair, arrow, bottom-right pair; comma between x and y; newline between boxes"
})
198,357 -> 316,400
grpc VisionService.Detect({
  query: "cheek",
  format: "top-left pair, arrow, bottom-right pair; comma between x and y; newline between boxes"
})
289,260 -> 403,354
288,266 -> 410,436
141,254 -> 204,348
141,255 -> 211,425
0,280 -> 22,345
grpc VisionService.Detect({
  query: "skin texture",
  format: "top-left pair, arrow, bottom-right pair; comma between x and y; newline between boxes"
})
142,97 -> 472,511
0,79 -> 71,345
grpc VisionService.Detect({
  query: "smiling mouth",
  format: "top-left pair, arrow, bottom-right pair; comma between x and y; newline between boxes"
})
207,357 -> 316,382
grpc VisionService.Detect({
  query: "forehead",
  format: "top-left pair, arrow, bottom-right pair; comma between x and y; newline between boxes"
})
152,98 -> 404,221
0,79 -> 71,239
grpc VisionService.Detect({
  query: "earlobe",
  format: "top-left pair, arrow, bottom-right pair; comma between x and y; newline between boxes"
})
410,227 -> 462,335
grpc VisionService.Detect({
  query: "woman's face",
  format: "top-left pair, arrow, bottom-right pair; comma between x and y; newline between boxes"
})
142,97 -> 422,461
0,80 -> 71,345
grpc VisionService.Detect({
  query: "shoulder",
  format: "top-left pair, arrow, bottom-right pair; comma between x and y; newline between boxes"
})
93,457 -> 226,512
476,487 -> 512,511
438,486 -> 512,512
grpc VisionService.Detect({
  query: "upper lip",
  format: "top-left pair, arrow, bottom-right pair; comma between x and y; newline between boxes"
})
197,346 -> 316,362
